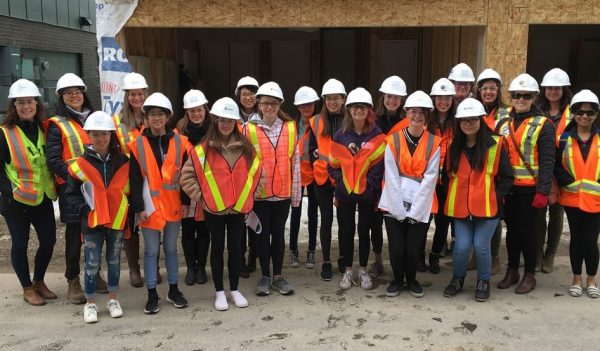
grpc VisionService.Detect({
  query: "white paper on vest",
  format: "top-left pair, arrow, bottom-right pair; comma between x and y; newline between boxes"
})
81,182 -> 95,210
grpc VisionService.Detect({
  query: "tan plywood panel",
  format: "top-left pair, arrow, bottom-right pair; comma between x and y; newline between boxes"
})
346,0 -> 363,25
510,4 -> 530,24
530,0 -> 578,23
506,24 -> 528,55
454,0 -> 487,25
301,0 -> 346,26
127,0 -> 152,26
361,0 -> 394,26
422,0 -> 455,26
394,0 -> 423,26
208,0 -> 240,26
240,0 -> 270,27
145,0 -> 180,27
179,0 -> 209,27
504,54 -> 528,84
485,23 -> 508,54
488,1 -> 509,23
271,0 -> 302,27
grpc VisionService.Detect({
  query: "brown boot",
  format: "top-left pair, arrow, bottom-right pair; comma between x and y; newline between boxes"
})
542,252 -> 555,273
515,272 -> 536,294
32,281 -> 57,300
466,252 -> 476,271
497,268 -> 520,289
67,278 -> 86,305
23,286 -> 45,306
491,256 -> 501,276
129,269 -> 143,288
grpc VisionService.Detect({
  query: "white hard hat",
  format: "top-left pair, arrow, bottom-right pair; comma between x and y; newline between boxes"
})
404,90 -> 434,110
540,68 -> 571,87
211,97 -> 241,120
183,89 -> 208,109
379,76 -> 407,96
321,78 -> 346,97
143,92 -> 173,114
83,111 -> 116,131
122,72 -> 148,90
8,79 -> 41,99
430,78 -> 456,96
448,63 -> 475,82
508,73 -> 539,93
235,76 -> 259,95
256,81 -> 284,102
345,87 -> 373,107
294,86 -> 320,105
455,98 -> 486,118
55,73 -> 86,95
477,68 -> 502,85
570,89 -> 600,109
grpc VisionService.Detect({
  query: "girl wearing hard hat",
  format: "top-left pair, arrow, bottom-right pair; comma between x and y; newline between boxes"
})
368,76 -> 409,279
448,63 -> 476,104
129,92 -> 190,314
554,90 -> 600,298
535,68 -> 573,274
244,81 -> 301,296
441,98 -> 514,302
1,79 -> 57,306
379,91 -> 441,298
64,111 -> 130,323
46,73 -> 106,304
308,78 -> 347,281
494,74 -> 555,294
115,72 -> 148,289
176,89 -> 212,287
328,88 -> 385,291
181,97 -> 262,310
292,86 -> 320,269
426,78 -> 458,275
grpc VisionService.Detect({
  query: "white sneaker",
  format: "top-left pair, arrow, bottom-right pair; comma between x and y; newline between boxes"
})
215,291 -> 228,311
339,271 -> 355,290
359,270 -> 373,290
107,299 -> 124,318
230,290 -> 248,308
83,303 -> 98,324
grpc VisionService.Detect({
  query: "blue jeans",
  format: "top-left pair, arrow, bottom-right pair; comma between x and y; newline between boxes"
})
83,229 -> 124,299
453,218 -> 499,280
142,221 -> 180,289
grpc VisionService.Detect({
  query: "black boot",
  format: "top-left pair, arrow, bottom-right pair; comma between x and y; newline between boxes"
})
443,277 -> 464,297
417,251 -> 427,272
475,279 -> 490,301
195,267 -> 207,284
185,266 -> 196,286
429,253 -> 441,274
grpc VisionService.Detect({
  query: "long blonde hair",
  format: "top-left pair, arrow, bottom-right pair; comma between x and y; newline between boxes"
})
120,89 -> 146,130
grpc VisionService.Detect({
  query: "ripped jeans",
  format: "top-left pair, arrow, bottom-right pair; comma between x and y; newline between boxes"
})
83,229 -> 124,300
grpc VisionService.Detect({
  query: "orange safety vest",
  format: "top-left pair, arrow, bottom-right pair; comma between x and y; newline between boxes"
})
48,116 -> 91,184
68,157 -> 130,233
554,106 -> 571,144
444,135 -> 504,218
299,129 -> 314,186
559,133 -> 600,213
328,134 -> 386,195
434,125 -> 453,171
190,142 -> 262,214
245,120 -> 297,199
388,129 -> 441,213
308,115 -> 334,185
128,134 -> 188,230
387,117 -> 410,137
483,106 -> 511,131
113,114 -> 142,156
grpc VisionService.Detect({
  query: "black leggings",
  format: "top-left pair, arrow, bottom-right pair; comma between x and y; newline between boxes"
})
64,221 -> 83,280
338,200 -> 374,268
205,212 -> 243,291
431,184 -> 455,254
290,184 -> 319,252
564,207 -> 600,276
181,217 -> 210,270
385,217 -> 429,283
254,200 -> 291,277
370,211 -> 384,255
505,192 -> 538,273
314,182 -> 344,262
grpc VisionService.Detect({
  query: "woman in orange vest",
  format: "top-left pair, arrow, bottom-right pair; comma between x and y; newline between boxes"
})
46,73 -> 103,305
182,97 -> 262,310
494,74 -> 556,294
129,93 -> 189,314
379,91 -> 441,298
176,89 -> 212,286
535,68 -> 573,273
441,99 -> 514,302
292,86 -> 320,269
307,78 -> 347,280
1,79 -> 57,306
244,82 -> 301,296
426,78 -> 457,274
64,111 -> 130,323
555,90 -> 600,298
328,88 -> 385,291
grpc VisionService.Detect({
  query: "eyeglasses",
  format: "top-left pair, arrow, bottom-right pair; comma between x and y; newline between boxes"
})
459,117 -> 480,125
63,89 -> 83,97
479,87 -> 498,92
349,104 -> 368,110
259,101 -> 280,109
511,93 -> 534,100
147,112 -> 166,119
241,92 -> 256,99
454,82 -> 471,87
574,109 -> 598,117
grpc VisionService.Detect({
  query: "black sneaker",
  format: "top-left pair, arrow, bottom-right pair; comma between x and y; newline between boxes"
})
320,262 -> 333,281
239,259 -> 250,279
429,253 -> 441,274
337,257 -> 345,274
386,280 -> 403,297
196,268 -> 207,284
185,267 -> 196,286
167,286 -> 189,308
475,279 -> 490,302
417,252 -> 427,272
444,277 -> 465,298
408,280 -> 424,298
144,289 -> 160,314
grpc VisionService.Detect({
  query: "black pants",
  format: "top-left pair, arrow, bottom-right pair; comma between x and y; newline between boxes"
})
205,212 -> 244,291
314,181 -> 344,262
564,206 -> 600,276
241,225 -> 257,263
370,211 -> 384,255
4,198 -> 56,287
505,192 -> 538,273
290,184 -> 319,252
339,200 -> 374,268
64,221 -> 83,280
431,184 -> 455,254
181,217 -> 210,270
385,216 -> 429,283
254,200 -> 291,277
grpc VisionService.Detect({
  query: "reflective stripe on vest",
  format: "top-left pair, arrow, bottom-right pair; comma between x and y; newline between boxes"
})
48,116 -> 90,184
113,114 -> 141,156
559,133 -> 600,212
390,131 -> 438,182
554,106 -> 572,144
386,118 -> 409,137
310,115 -> 333,185
299,130 -> 314,186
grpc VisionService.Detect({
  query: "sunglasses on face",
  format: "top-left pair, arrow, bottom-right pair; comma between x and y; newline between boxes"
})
459,117 -> 480,125
511,93 -> 534,100
574,109 -> 598,117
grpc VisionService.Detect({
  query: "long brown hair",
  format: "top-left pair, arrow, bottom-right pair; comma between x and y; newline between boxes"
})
175,104 -> 212,133
448,116 -> 489,173
341,107 -> 376,134
476,79 -> 508,111
375,94 -> 405,118
2,98 -> 47,129
120,89 -> 146,130
319,100 -> 346,136
204,115 -> 255,163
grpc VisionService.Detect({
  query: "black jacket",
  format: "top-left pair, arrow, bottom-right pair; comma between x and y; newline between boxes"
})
307,113 -> 344,165
375,113 -> 403,135
64,146 -> 129,235
178,123 -> 208,206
